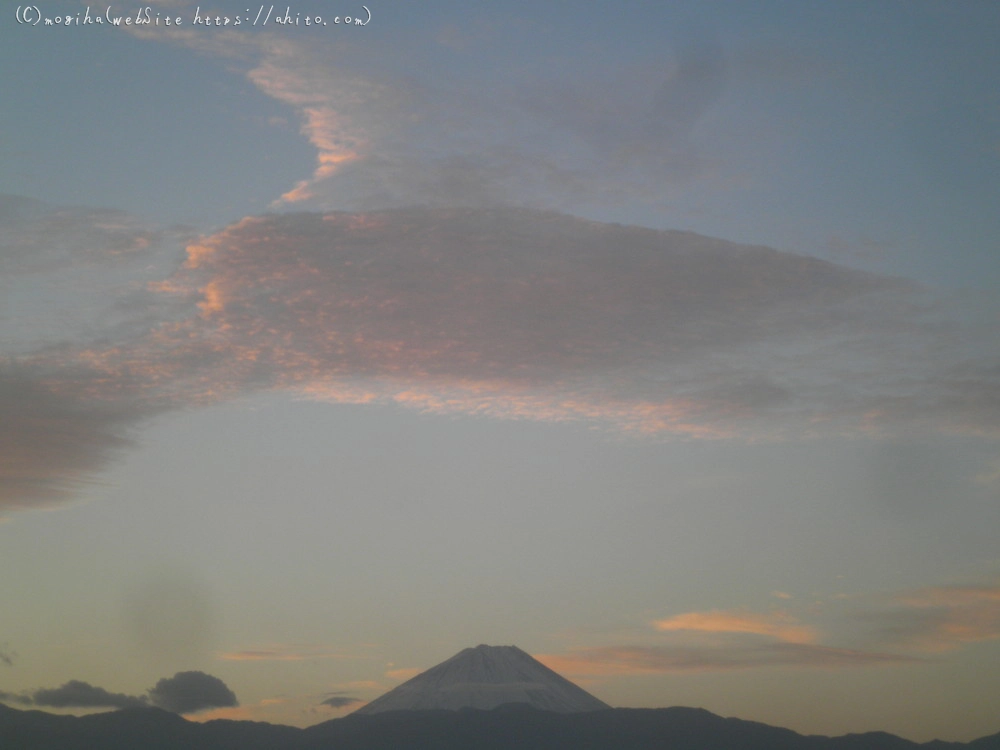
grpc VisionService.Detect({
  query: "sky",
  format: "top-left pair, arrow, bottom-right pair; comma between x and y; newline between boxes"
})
1,0 -> 999,741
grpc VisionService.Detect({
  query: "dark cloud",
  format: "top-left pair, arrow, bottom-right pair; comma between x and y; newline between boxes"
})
147,671 -> 237,714
320,695 -> 361,708
4,671 -> 238,715
0,644 -> 13,667
0,195 -> 191,514
31,680 -> 147,710
0,363 -> 148,513
0,690 -> 31,706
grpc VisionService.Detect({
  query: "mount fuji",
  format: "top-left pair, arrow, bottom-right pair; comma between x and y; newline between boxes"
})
354,644 -> 610,714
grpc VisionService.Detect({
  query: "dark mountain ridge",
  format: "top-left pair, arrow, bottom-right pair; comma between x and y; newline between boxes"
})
1,702 -> 998,750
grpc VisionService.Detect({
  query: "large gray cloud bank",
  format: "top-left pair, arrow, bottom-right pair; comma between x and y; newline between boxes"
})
2,202 -> 997,514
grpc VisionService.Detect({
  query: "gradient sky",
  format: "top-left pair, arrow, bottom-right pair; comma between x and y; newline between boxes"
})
2,0 -> 999,741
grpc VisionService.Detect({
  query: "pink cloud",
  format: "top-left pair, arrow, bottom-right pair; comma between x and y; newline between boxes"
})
653,610 -> 817,645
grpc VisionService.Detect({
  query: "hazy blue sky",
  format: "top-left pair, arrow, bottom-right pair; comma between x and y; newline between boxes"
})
1,0 -> 999,740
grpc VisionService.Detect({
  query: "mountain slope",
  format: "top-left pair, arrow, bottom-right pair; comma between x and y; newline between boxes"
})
353,644 -> 610,714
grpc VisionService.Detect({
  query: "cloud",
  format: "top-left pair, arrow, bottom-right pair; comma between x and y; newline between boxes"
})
5,202 -> 998,515
0,644 -> 13,667
135,27 -> 738,212
0,195 -> 167,276
320,695 -> 361,709
542,582 -> 1000,681
31,680 -> 147,710
0,195 -> 193,514
867,584 -> 1000,653
146,206 -> 987,436
539,601 -> 923,678
245,49 -> 375,205
0,363 -> 141,512
653,609 -> 817,644
8,671 -> 238,715
217,645 -> 354,661
385,667 -> 421,681
0,195 -> 185,354
537,642 -> 913,676
147,671 -> 238,714
0,690 -> 31,706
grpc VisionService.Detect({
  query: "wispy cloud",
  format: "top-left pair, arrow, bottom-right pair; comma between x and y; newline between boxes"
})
0,363 -> 142,512
653,609 -> 817,644
245,46 -> 376,205
217,645 -> 357,662
30,680 -> 148,710
385,667 -> 421,682
537,642 -> 912,676
4,200 -> 998,514
538,604 -> 912,677
866,584 -> 1000,653
320,694 -> 361,709
144,207 -> 990,437
543,581 -> 1000,680
131,25 -> 740,213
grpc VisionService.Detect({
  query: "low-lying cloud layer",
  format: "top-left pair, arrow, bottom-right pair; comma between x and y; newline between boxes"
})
147,671 -> 238,715
3,200 -> 998,514
31,680 -> 148,710
320,694 -> 361,709
0,671 -> 237,715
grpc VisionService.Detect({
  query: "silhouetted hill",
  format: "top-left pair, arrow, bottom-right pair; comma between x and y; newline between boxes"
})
1,702 -> 998,750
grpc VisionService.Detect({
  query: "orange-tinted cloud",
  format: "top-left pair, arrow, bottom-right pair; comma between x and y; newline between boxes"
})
4,201 -> 998,514
216,645 -> 357,662
536,642 -> 913,676
385,667 -> 421,681
653,610 -> 817,644
141,207 -> 922,437
245,48 -> 375,205
869,584 -> 1000,652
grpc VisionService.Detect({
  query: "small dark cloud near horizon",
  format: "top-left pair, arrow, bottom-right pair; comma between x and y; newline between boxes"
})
320,695 -> 361,708
2,671 -> 239,715
31,680 -> 147,710
0,690 -> 32,706
0,644 -> 14,667
147,671 -> 237,714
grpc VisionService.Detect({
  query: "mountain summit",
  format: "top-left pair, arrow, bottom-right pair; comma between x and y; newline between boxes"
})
354,644 -> 610,714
